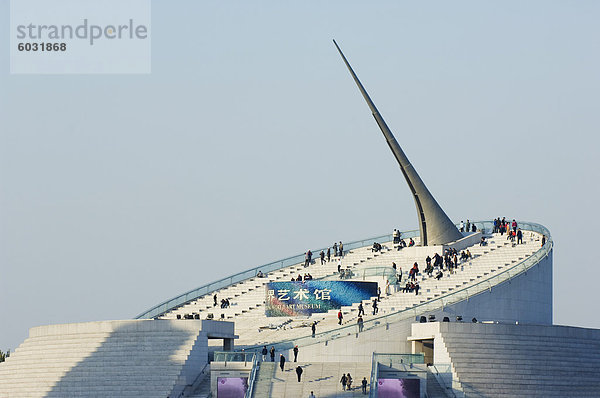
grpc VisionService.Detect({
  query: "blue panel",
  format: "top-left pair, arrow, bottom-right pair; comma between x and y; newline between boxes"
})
265,281 -> 378,316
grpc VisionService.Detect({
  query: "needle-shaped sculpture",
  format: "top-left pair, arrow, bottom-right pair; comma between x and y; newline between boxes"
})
333,39 -> 462,246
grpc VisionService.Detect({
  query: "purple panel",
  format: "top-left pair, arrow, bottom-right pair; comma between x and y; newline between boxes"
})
377,378 -> 420,398
217,377 -> 248,398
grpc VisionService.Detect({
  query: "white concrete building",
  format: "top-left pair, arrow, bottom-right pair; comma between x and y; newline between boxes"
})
4,220 -> 593,398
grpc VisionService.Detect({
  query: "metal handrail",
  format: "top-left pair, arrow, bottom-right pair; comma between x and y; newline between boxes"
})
369,352 -> 378,398
374,353 -> 425,366
326,265 -> 397,282
429,364 -> 457,398
179,362 -> 210,398
245,354 -> 260,398
242,221 -> 552,351
213,351 -> 255,365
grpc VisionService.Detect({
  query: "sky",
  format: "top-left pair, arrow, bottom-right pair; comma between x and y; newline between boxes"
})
1,0 -> 599,351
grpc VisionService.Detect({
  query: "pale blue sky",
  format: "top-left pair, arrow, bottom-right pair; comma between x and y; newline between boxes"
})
1,0 -> 599,350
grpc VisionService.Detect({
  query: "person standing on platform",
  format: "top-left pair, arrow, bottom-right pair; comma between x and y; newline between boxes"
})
293,345 -> 299,362
270,346 -> 275,362
339,241 -> 344,257
261,346 -> 267,361
338,310 -> 343,325
357,316 -> 364,332
311,322 -> 316,337
327,247 -> 331,262
279,354 -> 286,371
296,365 -> 303,382
304,250 -> 312,267
362,377 -> 368,394
340,374 -> 348,391
320,250 -> 325,265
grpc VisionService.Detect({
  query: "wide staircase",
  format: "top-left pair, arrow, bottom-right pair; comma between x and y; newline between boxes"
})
239,231 -> 542,347
341,231 -> 542,325
0,320 -> 207,398
152,223 -> 548,350
426,368 -> 454,398
439,322 -> 600,397
162,242 -> 383,321
251,360 -> 372,397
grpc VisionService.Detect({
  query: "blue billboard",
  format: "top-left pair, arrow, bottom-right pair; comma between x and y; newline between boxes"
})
265,281 -> 378,317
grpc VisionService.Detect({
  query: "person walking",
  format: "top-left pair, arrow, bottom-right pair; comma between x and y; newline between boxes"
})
293,345 -> 299,362
338,310 -> 343,325
311,322 -> 316,337
296,365 -> 303,382
357,316 -> 364,332
347,373 -> 353,390
358,302 -> 364,317
270,346 -> 275,362
213,294 -> 217,307
261,346 -> 267,361
362,377 -> 368,394
340,373 -> 348,391
279,354 -> 286,371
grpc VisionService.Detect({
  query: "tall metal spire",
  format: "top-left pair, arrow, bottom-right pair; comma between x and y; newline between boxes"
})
333,39 -> 462,246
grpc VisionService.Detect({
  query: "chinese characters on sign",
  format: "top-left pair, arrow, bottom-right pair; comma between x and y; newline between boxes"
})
268,288 -> 331,302
265,281 -> 378,317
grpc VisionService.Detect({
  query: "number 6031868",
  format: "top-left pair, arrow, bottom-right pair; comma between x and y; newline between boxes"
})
18,42 -> 67,51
